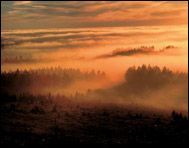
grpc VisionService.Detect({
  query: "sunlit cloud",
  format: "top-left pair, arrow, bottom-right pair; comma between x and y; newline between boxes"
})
13,1 -> 32,6
1,2 -> 188,73
2,26 -> 186,51
1,1 -> 188,30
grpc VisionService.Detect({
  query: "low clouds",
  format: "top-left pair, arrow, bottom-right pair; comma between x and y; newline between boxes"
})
95,45 -> 177,59
2,56 -> 41,64
1,26 -> 182,51
13,1 -> 32,6
1,26 -> 186,66
0,29 -> 148,50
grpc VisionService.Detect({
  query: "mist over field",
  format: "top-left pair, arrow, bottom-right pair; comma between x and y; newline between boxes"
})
1,1 -> 188,145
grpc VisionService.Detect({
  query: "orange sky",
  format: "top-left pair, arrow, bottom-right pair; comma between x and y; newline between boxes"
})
1,1 -> 188,81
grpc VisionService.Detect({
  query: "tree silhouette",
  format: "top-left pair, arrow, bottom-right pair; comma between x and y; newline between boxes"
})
1,67 -> 106,94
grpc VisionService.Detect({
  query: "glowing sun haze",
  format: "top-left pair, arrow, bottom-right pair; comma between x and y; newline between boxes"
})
1,1 -> 188,80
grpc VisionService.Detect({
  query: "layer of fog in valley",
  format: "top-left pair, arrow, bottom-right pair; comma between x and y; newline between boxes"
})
1,65 -> 188,114
1,65 -> 188,145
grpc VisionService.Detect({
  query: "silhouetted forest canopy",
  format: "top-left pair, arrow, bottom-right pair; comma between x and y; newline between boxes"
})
88,65 -> 188,99
0,65 -> 188,145
1,65 -> 188,100
124,65 -> 187,91
1,67 -> 106,94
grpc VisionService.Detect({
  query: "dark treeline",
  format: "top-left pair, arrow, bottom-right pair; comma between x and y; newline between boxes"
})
1,67 -> 106,94
0,65 -> 188,145
89,65 -> 188,98
124,65 -> 187,93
